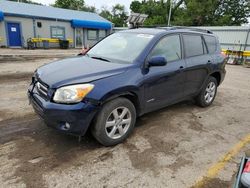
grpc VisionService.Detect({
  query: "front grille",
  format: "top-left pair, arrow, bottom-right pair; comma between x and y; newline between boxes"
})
36,81 -> 48,97
31,96 -> 44,119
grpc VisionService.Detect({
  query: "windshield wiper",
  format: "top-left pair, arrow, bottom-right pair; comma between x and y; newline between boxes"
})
91,56 -> 110,62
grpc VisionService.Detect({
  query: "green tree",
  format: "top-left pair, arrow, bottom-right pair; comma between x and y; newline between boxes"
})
130,1 -> 141,13
173,0 -> 220,26
100,6 -> 113,21
99,4 -> 128,26
130,0 -> 250,26
111,4 -> 128,27
54,0 -> 84,10
173,0 -> 250,26
215,0 -> 250,26
53,0 -> 96,12
130,0 -> 184,26
130,0 -> 166,25
82,6 -> 97,13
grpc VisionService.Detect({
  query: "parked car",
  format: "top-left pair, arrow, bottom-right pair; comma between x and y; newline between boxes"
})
28,27 -> 226,146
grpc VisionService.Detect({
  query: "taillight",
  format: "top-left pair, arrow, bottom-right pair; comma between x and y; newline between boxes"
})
241,160 -> 250,187
221,51 -> 227,58
243,161 -> 250,173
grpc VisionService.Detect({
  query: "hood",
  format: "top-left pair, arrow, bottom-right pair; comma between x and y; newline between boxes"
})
36,56 -> 131,88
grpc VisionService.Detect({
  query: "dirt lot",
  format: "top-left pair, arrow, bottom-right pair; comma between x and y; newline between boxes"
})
0,50 -> 250,188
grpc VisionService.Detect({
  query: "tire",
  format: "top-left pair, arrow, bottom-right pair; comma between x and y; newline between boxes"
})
196,76 -> 218,107
91,97 -> 136,146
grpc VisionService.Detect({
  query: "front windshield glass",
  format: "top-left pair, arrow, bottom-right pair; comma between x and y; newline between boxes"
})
87,32 -> 154,63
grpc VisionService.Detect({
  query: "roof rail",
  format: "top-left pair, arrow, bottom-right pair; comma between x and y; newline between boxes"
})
157,26 -> 213,34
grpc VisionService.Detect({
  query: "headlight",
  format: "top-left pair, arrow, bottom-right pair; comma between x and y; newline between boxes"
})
53,84 -> 94,104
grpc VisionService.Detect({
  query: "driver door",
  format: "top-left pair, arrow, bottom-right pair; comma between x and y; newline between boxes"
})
143,34 -> 186,113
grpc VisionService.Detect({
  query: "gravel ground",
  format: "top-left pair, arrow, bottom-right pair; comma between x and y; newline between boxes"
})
0,48 -> 80,56
0,53 -> 250,188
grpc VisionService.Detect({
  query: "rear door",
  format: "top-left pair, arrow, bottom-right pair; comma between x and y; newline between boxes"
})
182,34 -> 211,96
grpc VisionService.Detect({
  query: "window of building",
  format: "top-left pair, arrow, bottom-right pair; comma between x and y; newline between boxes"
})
87,30 -> 98,40
149,35 -> 181,62
204,35 -> 217,53
37,22 -> 42,28
51,26 -> 65,39
99,30 -> 106,40
183,34 -> 204,57
75,28 -> 83,48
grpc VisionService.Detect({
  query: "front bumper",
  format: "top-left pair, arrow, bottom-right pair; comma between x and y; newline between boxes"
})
28,84 -> 99,136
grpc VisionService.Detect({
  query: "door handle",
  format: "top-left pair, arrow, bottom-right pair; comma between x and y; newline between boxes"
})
179,66 -> 184,69
208,60 -> 211,63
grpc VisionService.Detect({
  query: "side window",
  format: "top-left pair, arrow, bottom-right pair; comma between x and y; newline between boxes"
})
183,34 -> 204,57
204,35 -> 217,53
150,35 -> 181,62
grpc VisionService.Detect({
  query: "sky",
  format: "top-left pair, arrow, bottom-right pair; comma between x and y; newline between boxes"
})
32,0 -> 133,12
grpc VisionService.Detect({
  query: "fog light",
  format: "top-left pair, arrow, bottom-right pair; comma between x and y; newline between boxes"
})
61,122 -> 71,130
65,122 -> 70,129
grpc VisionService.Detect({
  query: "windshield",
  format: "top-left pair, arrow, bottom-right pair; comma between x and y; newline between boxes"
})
87,32 -> 154,63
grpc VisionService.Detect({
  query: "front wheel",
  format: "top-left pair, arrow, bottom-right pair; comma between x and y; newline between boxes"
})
91,98 -> 136,146
196,76 -> 218,107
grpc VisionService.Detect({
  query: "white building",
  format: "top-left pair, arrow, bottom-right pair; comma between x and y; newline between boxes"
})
0,0 -> 113,48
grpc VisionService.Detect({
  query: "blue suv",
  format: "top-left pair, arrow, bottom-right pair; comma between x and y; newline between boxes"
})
28,27 -> 226,146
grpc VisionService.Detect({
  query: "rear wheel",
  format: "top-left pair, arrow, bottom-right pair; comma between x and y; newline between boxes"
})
196,76 -> 217,107
91,98 -> 136,146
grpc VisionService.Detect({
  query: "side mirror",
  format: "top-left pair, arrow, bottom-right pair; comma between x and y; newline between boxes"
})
148,56 -> 167,67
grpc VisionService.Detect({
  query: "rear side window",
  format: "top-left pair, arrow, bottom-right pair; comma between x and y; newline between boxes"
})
150,35 -> 181,62
183,35 -> 204,58
204,35 -> 217,53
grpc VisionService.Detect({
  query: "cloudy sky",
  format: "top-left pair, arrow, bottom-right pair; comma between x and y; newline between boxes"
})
33,0 -> 133,12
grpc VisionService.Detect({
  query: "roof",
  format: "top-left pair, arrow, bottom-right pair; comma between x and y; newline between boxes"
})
120,27 -> 214,36
160,27 -> 213,34
121,28 -> 166,35
0,0 -> 111,24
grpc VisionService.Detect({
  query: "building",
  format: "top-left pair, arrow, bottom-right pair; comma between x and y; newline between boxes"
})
114,26 -> 250,51
0,0 -> 112,48
198,26 -> 250,51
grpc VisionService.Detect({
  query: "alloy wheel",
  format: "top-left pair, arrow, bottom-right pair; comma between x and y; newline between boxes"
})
204,81 -> 216,104
105,107 -> 132,139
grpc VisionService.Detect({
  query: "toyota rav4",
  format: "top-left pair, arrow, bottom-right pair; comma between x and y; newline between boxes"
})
28,27 -> 226,146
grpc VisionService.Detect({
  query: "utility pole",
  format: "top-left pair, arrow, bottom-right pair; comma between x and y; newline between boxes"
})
167,0 -> 172,26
